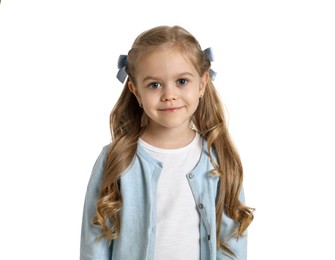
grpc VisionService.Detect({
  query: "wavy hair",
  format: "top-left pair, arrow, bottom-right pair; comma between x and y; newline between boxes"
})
93,25 -> 254,256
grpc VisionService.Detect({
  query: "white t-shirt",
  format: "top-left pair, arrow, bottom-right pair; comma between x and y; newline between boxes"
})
138,132 -> 202,260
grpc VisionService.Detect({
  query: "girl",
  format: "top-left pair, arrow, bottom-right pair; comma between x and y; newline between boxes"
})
80,25 -> 254,260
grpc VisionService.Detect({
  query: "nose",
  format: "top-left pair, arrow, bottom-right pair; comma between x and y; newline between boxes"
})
161,95 -> 177,102
160,84 -> 178,102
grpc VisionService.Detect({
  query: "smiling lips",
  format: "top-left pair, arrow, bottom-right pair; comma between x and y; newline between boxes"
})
158,106 -> 183,112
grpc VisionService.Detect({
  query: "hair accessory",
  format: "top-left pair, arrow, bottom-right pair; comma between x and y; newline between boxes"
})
116,55 -> 128,83
117,49 -> 216,83
203,47 -> 217,81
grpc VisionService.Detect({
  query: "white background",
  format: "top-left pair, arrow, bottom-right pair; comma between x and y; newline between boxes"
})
1,0 -> 334,259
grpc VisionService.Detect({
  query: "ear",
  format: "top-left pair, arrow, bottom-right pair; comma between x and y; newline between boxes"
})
199,71 -> 209,96
128,81 -> 142,103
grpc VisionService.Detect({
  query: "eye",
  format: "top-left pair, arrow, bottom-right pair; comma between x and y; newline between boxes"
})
148,82 -> 162,89
177,78 -> 189,86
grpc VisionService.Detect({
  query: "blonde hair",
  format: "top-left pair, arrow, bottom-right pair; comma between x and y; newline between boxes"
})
93,25 -> 254,256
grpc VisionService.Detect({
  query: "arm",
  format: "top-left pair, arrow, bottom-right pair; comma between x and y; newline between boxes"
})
80,146 -> 112,260
217,188 -> 247,260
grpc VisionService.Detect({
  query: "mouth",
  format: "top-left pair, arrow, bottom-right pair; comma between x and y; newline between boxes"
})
158,106 -> 183,112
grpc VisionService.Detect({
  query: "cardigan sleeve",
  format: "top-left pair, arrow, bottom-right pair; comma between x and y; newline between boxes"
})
217,188 -> 248,260
80,146 -> 113,260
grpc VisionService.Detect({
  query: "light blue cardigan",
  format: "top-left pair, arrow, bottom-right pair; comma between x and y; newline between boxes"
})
80,140 -> 247,259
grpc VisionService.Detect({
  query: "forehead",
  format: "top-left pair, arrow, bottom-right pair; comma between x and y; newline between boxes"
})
135,47 -> 198,80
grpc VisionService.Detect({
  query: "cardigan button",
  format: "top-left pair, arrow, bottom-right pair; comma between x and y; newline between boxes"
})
188,173 -> 194,179
198,203 -> 204,209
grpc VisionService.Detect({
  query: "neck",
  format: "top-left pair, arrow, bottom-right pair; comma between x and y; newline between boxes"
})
141,124 -> 196,149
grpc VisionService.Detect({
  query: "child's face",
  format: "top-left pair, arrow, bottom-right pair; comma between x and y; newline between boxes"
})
128,48 -> 208,132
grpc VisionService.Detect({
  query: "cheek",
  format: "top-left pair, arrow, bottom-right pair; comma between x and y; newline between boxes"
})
185,88 -> 201,102
141,94 -> 157,107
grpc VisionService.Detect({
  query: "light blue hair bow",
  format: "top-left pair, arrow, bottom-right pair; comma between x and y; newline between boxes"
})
116,54 -> 128,83
203,47 -> 217,81
116,48 -> 216,83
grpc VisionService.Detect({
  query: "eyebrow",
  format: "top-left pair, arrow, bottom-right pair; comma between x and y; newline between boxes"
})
141,72 -> 195,83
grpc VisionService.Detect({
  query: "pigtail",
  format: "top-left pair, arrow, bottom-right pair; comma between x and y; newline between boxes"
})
93,79 -> 143,240
194,79 -> 254,256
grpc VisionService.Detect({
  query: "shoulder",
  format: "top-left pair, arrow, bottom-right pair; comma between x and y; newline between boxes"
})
93,144 -> 110,171
200,137 -> 218,162
86,144 -> 110,189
